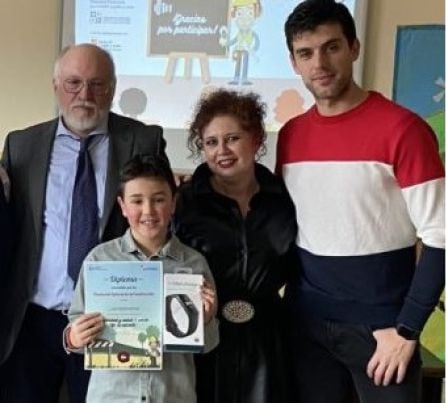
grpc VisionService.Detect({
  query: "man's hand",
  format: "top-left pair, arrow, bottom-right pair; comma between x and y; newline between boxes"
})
366,327 -> 417,386
69,313 -> 104,348
0,166 -> 10,202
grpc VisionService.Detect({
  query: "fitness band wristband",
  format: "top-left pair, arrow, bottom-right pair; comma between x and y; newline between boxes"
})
165,294 -> 199,338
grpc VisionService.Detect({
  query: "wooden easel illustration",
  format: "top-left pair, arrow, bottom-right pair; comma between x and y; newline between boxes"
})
164,52 -> 210,84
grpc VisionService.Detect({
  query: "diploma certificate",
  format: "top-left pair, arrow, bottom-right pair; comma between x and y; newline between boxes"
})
84,261 -> 163,370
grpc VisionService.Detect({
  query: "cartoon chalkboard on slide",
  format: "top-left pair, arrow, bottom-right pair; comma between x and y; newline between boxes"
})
148,0 -> 230,83
68,0 -> 366,158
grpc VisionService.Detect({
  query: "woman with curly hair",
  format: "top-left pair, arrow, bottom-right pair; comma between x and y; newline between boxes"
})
173,89 -> 297,403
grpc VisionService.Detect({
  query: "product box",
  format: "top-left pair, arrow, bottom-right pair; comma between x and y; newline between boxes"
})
163,273 -> 204,353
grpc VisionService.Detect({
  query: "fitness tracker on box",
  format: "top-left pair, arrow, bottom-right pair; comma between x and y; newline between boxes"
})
166,294 -> 199,338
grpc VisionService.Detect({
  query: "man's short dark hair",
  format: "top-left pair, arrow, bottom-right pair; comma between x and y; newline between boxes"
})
285,0 -> 357,53
119,155 -> 176,196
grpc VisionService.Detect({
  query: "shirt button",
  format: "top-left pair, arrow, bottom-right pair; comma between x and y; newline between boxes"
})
141,397 -> 147,402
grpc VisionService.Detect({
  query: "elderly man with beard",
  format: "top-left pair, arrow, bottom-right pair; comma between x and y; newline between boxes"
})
0,44 -> 166,403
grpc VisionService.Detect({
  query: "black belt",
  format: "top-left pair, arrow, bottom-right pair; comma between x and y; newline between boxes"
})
28,303 -> 69,317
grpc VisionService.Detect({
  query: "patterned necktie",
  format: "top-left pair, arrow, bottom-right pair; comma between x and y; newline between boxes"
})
67,135 -> 99,284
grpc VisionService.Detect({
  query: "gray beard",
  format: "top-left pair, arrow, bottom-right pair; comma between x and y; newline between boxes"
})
61,107 -> 108,135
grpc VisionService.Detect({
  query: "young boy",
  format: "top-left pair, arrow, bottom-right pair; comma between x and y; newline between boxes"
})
66,155 -> 218,403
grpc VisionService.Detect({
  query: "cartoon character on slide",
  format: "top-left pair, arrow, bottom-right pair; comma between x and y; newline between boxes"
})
219,0 -> 262,85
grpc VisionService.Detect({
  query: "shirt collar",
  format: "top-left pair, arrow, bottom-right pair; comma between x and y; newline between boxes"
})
120,228 -> 184,262
55,114 -> 109,139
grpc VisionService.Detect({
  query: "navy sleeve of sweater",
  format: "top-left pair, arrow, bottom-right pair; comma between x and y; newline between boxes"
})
396,245 -> 445,332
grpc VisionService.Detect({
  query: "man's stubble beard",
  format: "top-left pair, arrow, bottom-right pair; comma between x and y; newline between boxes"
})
305,68 -> 355,104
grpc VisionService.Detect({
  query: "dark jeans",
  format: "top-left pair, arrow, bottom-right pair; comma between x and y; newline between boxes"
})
1,303 -> 90,403
291,317 -> 422,403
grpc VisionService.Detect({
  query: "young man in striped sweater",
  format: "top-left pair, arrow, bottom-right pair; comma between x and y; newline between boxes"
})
276,1 -> 445,402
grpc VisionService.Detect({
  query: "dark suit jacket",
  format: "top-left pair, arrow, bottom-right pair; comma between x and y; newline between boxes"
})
0,112 -> 166,364
0,178 -> 12,291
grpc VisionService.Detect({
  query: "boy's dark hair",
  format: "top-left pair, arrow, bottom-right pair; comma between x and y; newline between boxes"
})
118,155 -> 176,196
285,0 -> 357,53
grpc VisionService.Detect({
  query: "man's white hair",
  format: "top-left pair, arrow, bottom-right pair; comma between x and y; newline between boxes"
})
53,43 -> 116,86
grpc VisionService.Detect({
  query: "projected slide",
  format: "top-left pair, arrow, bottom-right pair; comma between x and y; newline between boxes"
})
74,0 -> 359,134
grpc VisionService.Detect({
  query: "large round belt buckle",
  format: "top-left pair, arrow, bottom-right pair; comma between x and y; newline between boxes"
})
222,300 -> 255,323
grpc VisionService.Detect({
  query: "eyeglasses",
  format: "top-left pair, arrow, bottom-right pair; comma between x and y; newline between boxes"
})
62,78 -> 110,95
